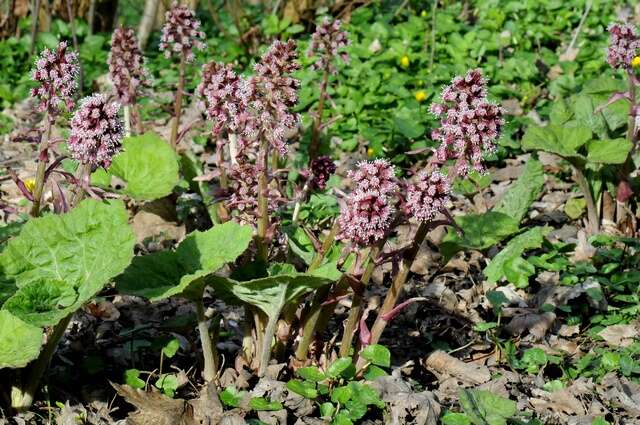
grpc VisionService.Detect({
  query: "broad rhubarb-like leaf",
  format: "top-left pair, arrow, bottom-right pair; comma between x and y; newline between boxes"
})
0,200 -> 135,327
92,132 -> 180,201
494,158 -> 544,223
0,310 -> 43,368
116,221 -> 253,301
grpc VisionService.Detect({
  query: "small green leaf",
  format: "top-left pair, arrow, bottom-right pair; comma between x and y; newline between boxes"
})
248,397 -> 283,411
124,369 -> 145,389
493,159 -> 545,223
331,386 -> 352,404
297,366 -> 325,382
326,357 -> 352,378
333,412 -> 354,425
473,322 -> 498,332
503,256 -> 535,288
442,412 -> 472,425
459,389 -> 517,425
484,227 -> 548,283
319,402 -> 335,418
363,365 -> 388,380
161,338 -> 180,358
360,344 -> 391,367
564,198 -> 587,219
219,386 -> 246,408
155,374 -> 179,397
286,379 -> 318,399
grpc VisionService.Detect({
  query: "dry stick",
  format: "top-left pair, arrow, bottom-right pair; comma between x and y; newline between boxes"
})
355,222 -> 429,369
195,299 -> 218,382
138,0 -> 160,50
338,245 -> 380,358
87,0 -> 97,35
29,0 -> 41,55
170,54 -> 186,150
30,116 -> 52,217
11,314 -> 72,411
294,221 -> 340,362
65,0 -> 83,96
567,0 -> 592,53
428,0 -> 437,71
309,69 -> 329,159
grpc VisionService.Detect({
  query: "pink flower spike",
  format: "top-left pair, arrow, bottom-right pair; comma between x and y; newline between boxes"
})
108,27 -> 149,105
607,22 -> 640,69
405,170 -> 451,222
308,18 -> 350,74
197,61 -> 247,136
31,41 -> 79,119
67,94 -> 124,168
159,2 -> 206,62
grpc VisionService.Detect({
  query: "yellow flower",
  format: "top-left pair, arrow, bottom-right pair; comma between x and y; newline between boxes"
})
632,56 -> 640,68
367,147 -> 375,157
420,10 -> 428,17
400,55 -> 410,68
24,177 -> 36,194
415,90 -> 427,102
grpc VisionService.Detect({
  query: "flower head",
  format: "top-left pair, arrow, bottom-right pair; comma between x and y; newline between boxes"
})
308,155 -> 336,190
159,2 -> 206,62
307,18 -> 349,74
430,69 -> 504,176
338,159 -> 398,246
415,90 -> 427,102
405,170 -> 450,222
108,27 -> 149,105
632,55 -> 640,68
244,39 -> 301,155
400,55 -> 410,68
226,163 -> 282,225
607,22 -> 640,69
197,61 -> 248,136
68,94 -> 123,168
31,41 -> 79,118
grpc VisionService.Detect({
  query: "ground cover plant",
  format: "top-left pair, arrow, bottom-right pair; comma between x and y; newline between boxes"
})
0,1 -> 639,424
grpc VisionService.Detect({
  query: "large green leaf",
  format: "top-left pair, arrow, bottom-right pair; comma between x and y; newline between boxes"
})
92,132 -> 180,201
484,227 -> 549,284
117,221 -> 253,301
493,158 -> 544,222
459,389 -> 517,425
0,200 -> 135,327
521,124 -> 591,159
440,212 -> 520,261
586,138 -> 633,164
0,310 -> 43,368
210,263 -> 339,320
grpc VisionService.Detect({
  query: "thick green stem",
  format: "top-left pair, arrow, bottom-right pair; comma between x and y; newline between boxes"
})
11,314 -> 72,411
339,246 -> 380,357
170,55 -> 186,150
195,299 -> 218,382
123,105 -> 131,137
570,161 -> 599,234
309,69 -> 329,159
356,222 -> 429,368
30,117 -> 52,217
256,139 -> 270,263
294,221 -> 340,362
258,311 -> 281,377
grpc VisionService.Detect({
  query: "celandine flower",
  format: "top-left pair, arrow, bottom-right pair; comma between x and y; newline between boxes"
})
405,170 -> 450,222
31,41 -> 79,118
430,69 -> 504,176
108,27 -> 149,105
308,18 -> 349,74
159,2 -> 206,62
68,94 -> 124,168
197,61 -> 248,136
338,159 -> 398,246
607,23 -> 640,69
245,39 -> 301,155
309,155 -> 336,190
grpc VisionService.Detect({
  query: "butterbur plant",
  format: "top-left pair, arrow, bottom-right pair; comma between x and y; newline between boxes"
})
522,21 -> 640,234
108,26 -> 149,136
29,41 -> 79,216
307,18 -> 350,159
160,2 -> 206,149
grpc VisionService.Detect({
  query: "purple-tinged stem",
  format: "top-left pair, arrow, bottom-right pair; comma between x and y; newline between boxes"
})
170,54 -> 186,150
30,115 -> 52,217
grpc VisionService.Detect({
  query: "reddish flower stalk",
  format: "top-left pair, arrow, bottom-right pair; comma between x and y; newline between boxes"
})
160,2 -> 205,149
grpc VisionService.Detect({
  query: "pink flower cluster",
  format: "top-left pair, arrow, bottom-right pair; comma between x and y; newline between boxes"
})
159,3 -> 206,62
31,41 -> 79,118
430,69 -> 504,176
606,23 -> 640,69
245,39 -> 301,155
108,27 -> 149,105
405,170 -> 450,222
67,94 -> 123,168
309,155 -> 336,190
226,163 -> 282,224
338,160 -> 398,246
308,18 -> 349,74
197,61 -> 248,136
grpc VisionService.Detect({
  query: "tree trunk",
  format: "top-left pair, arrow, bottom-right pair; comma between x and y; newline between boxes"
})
138,0 -> 160,50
